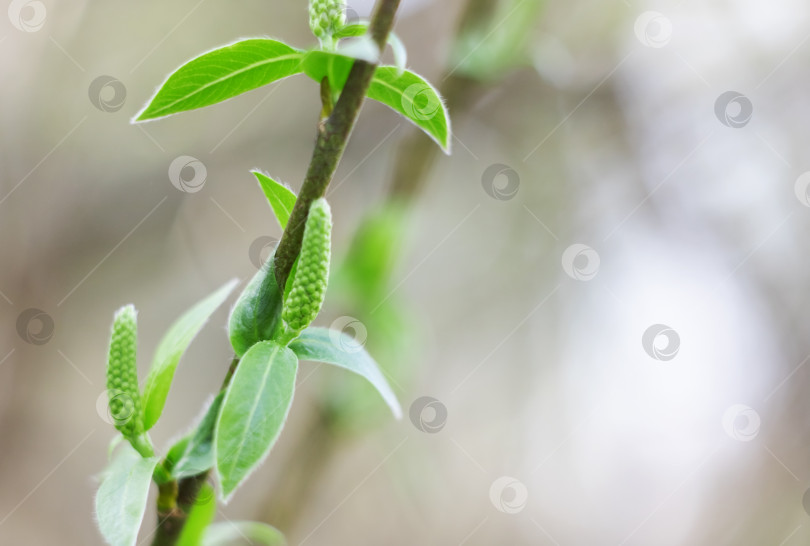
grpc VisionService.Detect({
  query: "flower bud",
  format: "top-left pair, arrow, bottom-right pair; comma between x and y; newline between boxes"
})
106,305 -> 144,441
282,198 -> 332,333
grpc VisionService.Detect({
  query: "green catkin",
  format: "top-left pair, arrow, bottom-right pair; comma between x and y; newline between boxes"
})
282,198 -> 332,333
106,305 -> 144,442
309,0 -> 345,45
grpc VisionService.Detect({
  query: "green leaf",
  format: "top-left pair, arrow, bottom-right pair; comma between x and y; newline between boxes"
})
336,35 -> 380,64
107,434 -> 124,460
450,0 -> 545,82
142,279 -> 238,431
165,435 -> 189,465
368,67 -> 451,153
335,22 -> 406,75
302,49 -> 354,91
177,483 -> 217,546
252,171 -> 297,230
300,49 -> 450,152
289,327 -> 401,419
203,522 -> 285,546
169,392 -> 225,479
336,201 -> 408,301
387,33 -> 408,76
134,39 -> 304,121
215,341 -> 298,501
95,447 -> 159,546
228,256 -> 284,357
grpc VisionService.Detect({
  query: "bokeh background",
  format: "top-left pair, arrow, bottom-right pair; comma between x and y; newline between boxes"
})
2,0 -> 810,543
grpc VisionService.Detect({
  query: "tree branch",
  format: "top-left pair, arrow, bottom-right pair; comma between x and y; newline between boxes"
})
148,3 -> 402,539
274,0 -> 402,289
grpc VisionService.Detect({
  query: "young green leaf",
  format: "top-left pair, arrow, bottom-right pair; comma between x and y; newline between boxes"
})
449,0 -> 545,82
336,201 -> 407,301
169,392 -> 225,479
142,279 -> 238,431
215,341 -> 298,501
302,49 -> 354,92
368,67 -> 451,153
336,35 -> 380,64
95,447 -> 159,546
252,171 -> 297,230
335,22 -> 407,74
229,256 -> 285,357
177,483 -> 217,546
134,39 -> 304,122
164,436 -> 190,471
289,327 -> 402,419
107,434 -> 124,461
203,522 -> 285,546
300,50 -> 449,152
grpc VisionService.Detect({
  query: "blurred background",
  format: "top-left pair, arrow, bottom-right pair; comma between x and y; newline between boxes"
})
2,0 -> 810,543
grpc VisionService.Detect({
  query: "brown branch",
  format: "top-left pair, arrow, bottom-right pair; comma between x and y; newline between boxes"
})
274,0 -> 402,290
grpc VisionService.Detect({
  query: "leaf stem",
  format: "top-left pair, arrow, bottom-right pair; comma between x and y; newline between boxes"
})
273,0 -> 402,290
